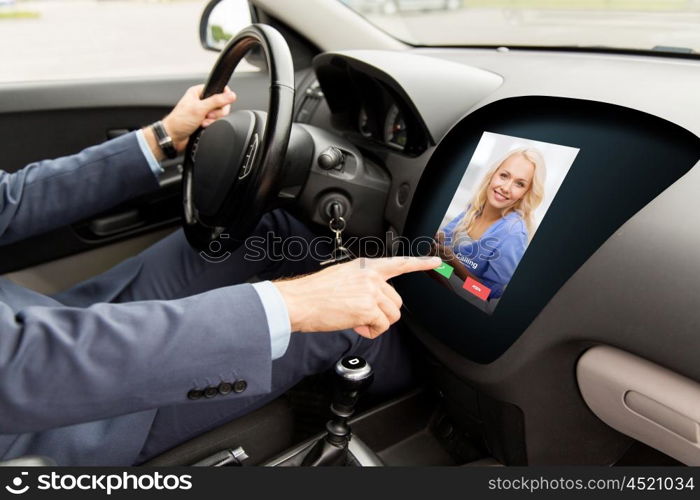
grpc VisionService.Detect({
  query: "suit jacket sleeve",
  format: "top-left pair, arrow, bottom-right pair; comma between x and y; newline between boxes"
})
0,282 -> 272,434
0,132 -> 159,245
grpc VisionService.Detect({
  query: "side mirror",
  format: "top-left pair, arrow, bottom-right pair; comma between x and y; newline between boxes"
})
199,0 -> 253,52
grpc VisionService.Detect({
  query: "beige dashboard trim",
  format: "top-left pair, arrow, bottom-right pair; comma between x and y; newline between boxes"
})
577,345 -> 700,465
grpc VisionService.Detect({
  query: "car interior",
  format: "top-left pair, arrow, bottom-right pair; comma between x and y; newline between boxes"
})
1,0 -> 699,466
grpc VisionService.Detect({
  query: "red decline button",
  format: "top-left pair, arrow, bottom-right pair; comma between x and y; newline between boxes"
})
463,277 -> 491,301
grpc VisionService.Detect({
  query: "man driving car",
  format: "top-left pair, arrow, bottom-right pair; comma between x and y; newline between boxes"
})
0,84 -> 439,466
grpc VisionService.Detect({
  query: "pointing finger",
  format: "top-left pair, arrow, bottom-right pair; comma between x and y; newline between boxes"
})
365,256 -> 442,280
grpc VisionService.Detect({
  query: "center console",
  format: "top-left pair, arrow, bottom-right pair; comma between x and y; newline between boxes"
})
264,356 -> 383,467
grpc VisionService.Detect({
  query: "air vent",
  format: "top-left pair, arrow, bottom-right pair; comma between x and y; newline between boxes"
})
295,80 -> 324,123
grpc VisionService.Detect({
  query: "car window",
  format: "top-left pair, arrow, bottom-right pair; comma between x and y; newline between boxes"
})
339,0 -> 700,56
0,0 -> 255,83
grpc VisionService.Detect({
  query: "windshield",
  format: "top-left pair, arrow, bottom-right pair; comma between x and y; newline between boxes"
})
339,0 -> 700,55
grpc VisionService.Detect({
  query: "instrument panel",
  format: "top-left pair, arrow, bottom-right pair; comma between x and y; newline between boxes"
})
314,54 -> 430,156
358,102 -> 408,151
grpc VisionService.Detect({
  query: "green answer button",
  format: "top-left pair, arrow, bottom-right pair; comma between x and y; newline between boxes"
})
434,261 -> 454,279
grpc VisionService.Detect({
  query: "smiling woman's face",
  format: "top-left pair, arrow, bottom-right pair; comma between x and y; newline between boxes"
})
486,154 -> 535,211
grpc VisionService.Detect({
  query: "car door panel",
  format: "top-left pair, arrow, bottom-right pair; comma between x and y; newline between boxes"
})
3,228 -> 176,295
0,71 -> 273,283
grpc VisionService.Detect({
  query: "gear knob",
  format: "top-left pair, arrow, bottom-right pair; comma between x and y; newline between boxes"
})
332,356 -> 374,417
301,356 -> 374,464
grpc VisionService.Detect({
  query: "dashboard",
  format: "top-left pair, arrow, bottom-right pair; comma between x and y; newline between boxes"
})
306,48 -> 700,465
309,48 -> 700,359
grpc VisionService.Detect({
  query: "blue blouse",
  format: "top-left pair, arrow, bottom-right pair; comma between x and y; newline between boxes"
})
440,210 -> 529,299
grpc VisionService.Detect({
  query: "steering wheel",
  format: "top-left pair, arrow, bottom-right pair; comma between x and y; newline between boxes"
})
182,24 -> 295,251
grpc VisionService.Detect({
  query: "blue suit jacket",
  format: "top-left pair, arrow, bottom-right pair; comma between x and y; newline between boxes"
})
0,133 -> 273,465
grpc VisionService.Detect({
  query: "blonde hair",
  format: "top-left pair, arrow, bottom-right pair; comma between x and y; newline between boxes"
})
455,147 -> 546,239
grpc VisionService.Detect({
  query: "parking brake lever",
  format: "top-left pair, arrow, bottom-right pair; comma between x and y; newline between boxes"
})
192,446 -> 248,466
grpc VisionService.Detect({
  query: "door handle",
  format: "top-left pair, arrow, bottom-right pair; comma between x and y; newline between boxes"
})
88,209 -> 145,237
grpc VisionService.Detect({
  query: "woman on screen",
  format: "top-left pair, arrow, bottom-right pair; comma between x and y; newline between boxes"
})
435,147 -> 546,300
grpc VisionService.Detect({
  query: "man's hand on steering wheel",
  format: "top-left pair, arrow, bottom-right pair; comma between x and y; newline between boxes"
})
164,84 -> 237,150
142,84 -> 237,161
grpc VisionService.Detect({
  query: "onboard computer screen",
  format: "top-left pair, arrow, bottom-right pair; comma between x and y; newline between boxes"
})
430,131 -> 579,314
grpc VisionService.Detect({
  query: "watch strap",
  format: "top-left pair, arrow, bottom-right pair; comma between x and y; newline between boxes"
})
152,120 -> 178,159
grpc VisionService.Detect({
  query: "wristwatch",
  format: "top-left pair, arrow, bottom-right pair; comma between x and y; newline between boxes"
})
151,120 -> 178,159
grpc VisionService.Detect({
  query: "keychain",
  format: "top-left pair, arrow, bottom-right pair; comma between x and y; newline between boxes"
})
320,203 -> 353,266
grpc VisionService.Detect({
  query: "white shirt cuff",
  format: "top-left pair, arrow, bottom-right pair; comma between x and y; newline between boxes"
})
251,280 -> 292,360
135,129 -> 165,178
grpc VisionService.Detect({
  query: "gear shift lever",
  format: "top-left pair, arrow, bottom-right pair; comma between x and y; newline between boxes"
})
327,356 -> 374,446
301,355 -> 374,466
